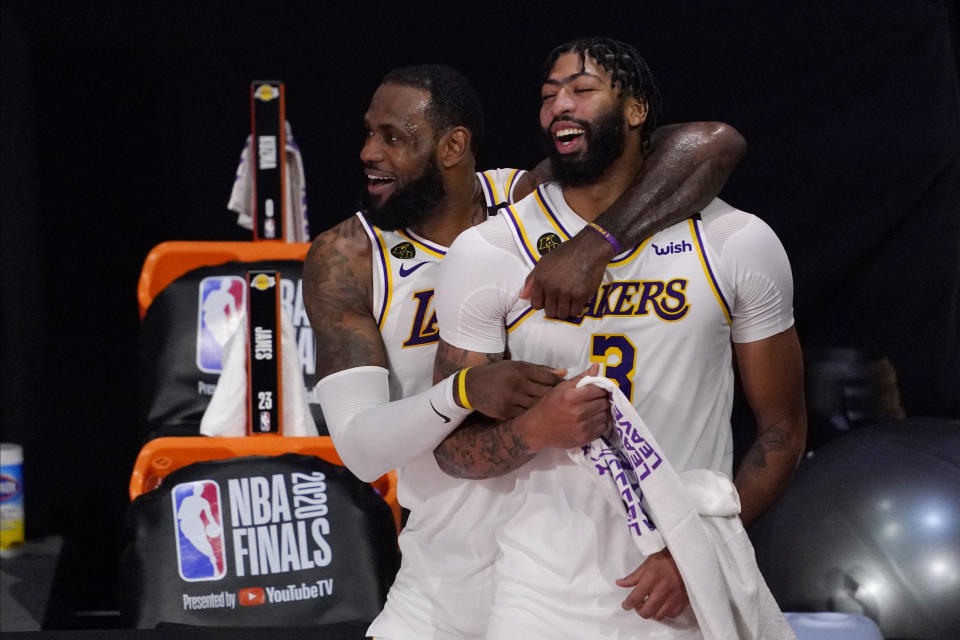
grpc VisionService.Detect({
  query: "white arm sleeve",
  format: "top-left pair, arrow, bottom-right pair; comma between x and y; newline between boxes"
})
704,207 -> 795,343
316,366 -> 472,482
435,225 -> 527,354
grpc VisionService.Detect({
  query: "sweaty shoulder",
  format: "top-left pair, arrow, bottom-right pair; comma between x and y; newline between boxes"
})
306,214 -> 371,267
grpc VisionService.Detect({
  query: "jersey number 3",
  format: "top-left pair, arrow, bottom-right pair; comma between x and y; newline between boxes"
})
590,334 -> 636,400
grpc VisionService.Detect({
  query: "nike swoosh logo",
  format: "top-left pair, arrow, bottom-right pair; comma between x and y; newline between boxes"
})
429,400 -> 450,423
399,261 -> 430,277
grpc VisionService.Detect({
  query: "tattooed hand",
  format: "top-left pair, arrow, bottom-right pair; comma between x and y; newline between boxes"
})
434,368 -> 610,480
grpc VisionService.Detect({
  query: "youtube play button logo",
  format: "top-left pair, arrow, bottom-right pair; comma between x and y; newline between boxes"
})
238,587 -> 265,606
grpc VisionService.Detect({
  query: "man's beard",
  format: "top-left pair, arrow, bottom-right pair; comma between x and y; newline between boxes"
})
543,105 -> 627,188
359,156 -> 445,231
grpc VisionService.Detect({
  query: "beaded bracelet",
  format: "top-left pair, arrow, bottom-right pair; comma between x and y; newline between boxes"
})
587,221 -> 622,254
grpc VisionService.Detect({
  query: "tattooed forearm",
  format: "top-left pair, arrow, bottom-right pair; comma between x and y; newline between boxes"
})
434,340 -> 471,379
313,325 -> 387,375
595,122 -> 745,244
434,339 -> 503,382
740,424 -> 790,470
434,413 -> 534,479
734,422 -> 800,527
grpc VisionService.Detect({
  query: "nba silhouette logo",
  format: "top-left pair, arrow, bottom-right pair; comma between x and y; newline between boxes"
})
171,480 -> 227,582
259,410 -> 271,432
197,276 -> 246,373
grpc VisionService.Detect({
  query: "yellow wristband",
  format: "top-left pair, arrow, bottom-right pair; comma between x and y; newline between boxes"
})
457,367 -> 473,410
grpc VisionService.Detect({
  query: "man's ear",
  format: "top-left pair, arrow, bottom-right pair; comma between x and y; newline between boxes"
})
438,126 -> 471,168
626,98 -> 648,129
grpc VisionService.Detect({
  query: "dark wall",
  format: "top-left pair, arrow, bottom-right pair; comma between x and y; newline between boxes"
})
1,0 -> 957,558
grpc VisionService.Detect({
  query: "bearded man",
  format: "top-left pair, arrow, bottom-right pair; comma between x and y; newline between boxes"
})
432,38 -> 805,638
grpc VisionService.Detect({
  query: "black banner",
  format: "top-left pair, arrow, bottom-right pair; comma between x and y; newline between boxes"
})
251,81 -> 285,241
246,271 -> 282,434
119,454 -> 399,628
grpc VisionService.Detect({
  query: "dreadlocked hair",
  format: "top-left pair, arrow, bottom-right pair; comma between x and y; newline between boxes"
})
541,37 -> 662,152
381,64 -> 484,156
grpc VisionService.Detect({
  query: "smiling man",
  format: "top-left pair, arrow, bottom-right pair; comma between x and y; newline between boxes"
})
432,38 -> 805,638
304,63 -> 747,639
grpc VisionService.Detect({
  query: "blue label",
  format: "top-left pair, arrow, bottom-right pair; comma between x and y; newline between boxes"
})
172,480 -> 227,581
0,466 -> 23,505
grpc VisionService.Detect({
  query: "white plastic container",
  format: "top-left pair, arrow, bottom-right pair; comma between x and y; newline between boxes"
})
0,443 -> 25,557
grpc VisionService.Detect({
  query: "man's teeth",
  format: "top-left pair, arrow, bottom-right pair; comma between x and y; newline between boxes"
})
555,128 -> 584,142
368,176 -> 395,184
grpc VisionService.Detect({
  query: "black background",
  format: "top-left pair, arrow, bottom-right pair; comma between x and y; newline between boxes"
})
1,0 -> 958,624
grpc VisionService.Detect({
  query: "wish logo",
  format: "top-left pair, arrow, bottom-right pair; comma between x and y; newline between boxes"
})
197,276 -> 246,373
652,240 -> 693,256
172,481 -> 228,582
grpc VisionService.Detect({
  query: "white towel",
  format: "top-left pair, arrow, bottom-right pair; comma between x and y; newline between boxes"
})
228,121 -> 310,242
200,309 -> 318,437
571,376 -> 796,640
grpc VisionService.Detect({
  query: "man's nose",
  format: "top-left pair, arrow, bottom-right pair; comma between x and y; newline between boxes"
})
360,135 -> 383,164
551,86 -> 576,115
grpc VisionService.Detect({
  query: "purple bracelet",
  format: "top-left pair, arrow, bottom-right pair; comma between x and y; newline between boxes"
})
587,221 -> 622,254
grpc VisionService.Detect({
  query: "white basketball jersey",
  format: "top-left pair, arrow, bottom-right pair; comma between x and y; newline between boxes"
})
433,179 -> 793,638
360,168 -> 526,640
501,183 -> 736,475
487,184 -> 745,639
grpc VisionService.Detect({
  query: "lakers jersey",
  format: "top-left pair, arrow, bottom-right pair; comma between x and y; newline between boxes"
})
501,183 -> 737,473
358,168 -> 526,640
435,181 -> 794,639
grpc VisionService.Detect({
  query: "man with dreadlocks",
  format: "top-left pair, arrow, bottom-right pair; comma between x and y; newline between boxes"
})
433,38 -> 805,637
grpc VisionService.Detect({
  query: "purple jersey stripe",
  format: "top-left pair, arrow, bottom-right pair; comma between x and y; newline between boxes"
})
504,206 -> 540,265
479,171 -> 496,207
536,185 -> 572,238
692,218 -> 732,318
506,305 -> 535,330
357,213 -> 391,328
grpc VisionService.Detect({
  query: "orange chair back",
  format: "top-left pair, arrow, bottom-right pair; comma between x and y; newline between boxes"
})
137,241 -> 310,319
129,435 -> 401,534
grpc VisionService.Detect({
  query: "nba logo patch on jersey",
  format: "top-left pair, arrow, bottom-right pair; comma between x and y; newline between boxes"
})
197,276 -> 246,373
171,480 -> 228,582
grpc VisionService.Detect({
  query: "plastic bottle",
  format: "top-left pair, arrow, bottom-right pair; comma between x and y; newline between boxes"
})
0,443 -> 25,557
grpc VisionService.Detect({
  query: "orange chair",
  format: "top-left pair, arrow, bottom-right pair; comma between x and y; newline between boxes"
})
137,240 -> 310,319
129,435 -> 401,534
